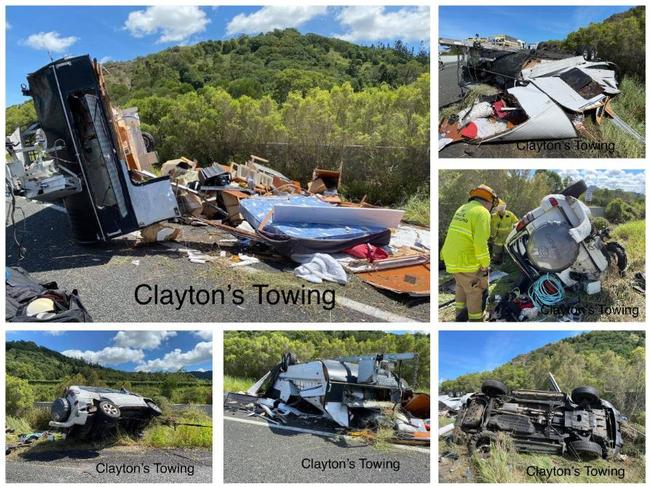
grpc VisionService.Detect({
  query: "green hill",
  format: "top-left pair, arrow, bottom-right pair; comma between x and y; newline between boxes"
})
102,28 -> 429,104
440,331 -> 645,421
6,340 -> 209,384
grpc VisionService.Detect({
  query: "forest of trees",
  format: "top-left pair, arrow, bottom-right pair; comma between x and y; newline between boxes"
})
6,29 -> 430,205
440,331 -> 645,423
224,331 -> 430,390
6,341 -> 211,407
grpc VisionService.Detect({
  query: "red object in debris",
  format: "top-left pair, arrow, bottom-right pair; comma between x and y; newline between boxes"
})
344,243 -> 389,262
493,100 -> 507,119
460,122 -> 478,139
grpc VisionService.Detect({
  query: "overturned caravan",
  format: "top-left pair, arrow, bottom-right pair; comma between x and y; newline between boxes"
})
439,52 -> 624,150
245,352 -> 430,439
13,55 -> 179,243
456,379 -> 623,460
505,180 -> 627,295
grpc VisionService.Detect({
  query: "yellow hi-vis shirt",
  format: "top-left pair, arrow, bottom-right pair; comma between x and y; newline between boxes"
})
491,210 -> 518,246
441,200 -> 491,273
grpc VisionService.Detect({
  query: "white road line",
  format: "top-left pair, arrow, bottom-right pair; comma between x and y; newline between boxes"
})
336,296 -> 422,323
224,416 -> 430,454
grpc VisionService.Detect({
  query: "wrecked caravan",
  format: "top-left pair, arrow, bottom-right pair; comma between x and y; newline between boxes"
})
439,50 -> 634,149
242,352 -> 429,438
18,55 -> 179,242
456,379 -> 623,460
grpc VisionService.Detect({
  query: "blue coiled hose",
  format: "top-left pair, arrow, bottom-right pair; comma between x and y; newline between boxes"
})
529,274 -> 565,309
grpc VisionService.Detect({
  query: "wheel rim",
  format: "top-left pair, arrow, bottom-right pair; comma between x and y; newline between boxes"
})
102,403 -> 118,416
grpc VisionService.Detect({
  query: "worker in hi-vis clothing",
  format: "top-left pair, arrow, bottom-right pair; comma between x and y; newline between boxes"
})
490,200 -> 518,265
441,185 -> 499,322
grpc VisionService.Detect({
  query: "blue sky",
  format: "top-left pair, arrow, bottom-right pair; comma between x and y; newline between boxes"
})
439,331 -> 585,381
440,5 -> 635,47
553,169 -> 645,195
6,330 -> 213,373
6,5 -> 430,105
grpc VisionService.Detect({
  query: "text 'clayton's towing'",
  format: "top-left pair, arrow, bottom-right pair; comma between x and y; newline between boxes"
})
134,283 -> 336,310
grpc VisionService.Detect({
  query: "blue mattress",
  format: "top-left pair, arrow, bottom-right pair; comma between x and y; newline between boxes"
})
239,196 -> 386,240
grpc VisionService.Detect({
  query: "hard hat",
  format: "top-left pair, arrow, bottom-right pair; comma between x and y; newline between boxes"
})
495,198 -> 507,211
469,184 -> 499,206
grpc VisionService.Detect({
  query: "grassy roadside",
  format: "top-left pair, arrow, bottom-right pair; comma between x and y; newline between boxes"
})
6,407 -> 212,452
224,375 -> 255,393
403,191 -> 430,227
440,432 -> 645,483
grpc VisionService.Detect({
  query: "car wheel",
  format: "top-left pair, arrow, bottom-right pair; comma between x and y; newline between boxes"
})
481,379 -> 508,397
141,131 -> 155,152
605,242 -> 628,276
569,439 -> 603,460
571,386 -> 600,405
561,180 -> 588,198
98,400 -> 121,421
146,400 -> 162,417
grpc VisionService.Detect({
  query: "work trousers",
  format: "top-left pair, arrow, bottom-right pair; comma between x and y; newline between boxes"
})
453,270 -> 488,321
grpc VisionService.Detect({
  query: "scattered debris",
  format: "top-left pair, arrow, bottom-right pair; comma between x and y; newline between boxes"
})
7,55 -> 431,309
439,43 -> 644,149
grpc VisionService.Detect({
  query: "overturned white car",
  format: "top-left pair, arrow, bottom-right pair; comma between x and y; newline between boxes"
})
50,385 -> 162,439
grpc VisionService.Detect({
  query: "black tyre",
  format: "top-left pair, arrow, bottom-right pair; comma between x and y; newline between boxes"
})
571,386 -> 600,406
98,400 -> 121,421
141,131 -> 155,152
561,180 -> 588,198
569,439 -> 603,460
605,242 -> 627,276
146,400 -> 162,417
281,352 -> 297,372
481,379 -> 508,397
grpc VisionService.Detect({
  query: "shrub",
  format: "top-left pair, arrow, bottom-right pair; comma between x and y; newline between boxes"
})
6,375 -> 35,416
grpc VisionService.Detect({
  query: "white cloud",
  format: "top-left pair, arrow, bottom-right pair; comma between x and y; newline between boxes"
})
135,341 -> 213,372
554,169 -> 645,195
113,331 -> 176,350
226,6 -> 328,36
99,56 -> 112,64
334,6 -> 429,43
24,31 -> 78,52
6,22 -> 11,30
124,6 -> 209,43
62,347 -> 144,366
192,330 -> 213,340
45,331 -> 65,336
